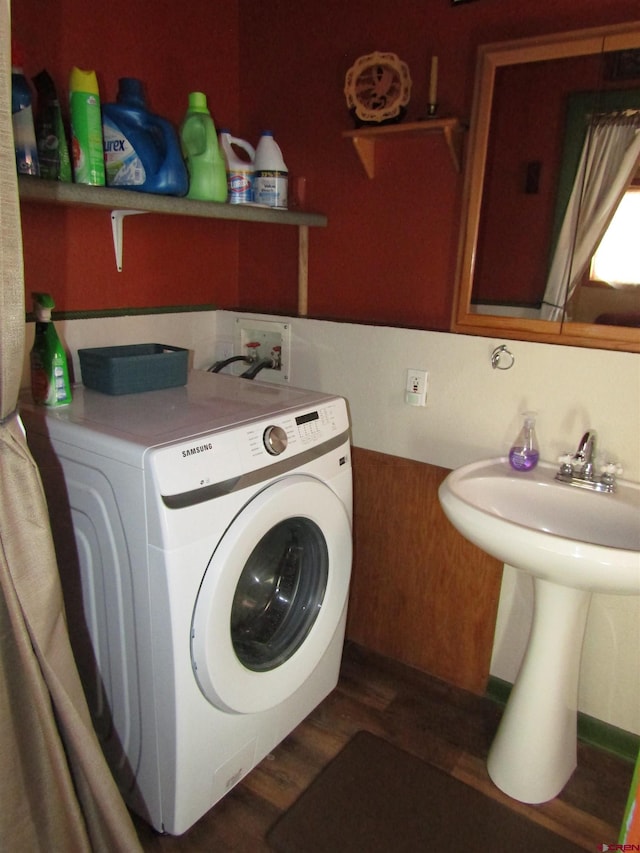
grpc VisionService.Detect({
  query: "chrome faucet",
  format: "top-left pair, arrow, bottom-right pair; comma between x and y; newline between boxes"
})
572,430 -> 597,479
555,428 -> 620,493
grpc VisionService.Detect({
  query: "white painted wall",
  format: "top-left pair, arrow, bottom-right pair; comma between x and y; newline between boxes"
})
218,310 -> 640,737
21,311 -> 220,384
21,308 -> 640,735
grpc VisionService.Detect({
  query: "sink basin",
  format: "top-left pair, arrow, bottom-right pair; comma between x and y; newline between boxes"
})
438,457 -> 640,804
438,457 -> 640,595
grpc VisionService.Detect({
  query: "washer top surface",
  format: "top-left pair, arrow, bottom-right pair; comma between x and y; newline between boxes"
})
20,371 -> 349,470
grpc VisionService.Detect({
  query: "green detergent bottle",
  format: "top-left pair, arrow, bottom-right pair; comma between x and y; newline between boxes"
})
180,92 -> 227,202
30,292 -> 72,406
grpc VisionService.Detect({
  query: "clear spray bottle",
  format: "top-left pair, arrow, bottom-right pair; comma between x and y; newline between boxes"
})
508,411 -> 539,471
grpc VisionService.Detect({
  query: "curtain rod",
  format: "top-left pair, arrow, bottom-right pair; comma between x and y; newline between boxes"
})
590,107 -> 640,127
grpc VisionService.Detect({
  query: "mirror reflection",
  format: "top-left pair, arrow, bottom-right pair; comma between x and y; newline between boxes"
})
454,23 -> 640,351
557,101 -> 640,327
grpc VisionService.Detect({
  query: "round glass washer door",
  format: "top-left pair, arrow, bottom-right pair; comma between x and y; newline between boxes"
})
191,474 -> 352,714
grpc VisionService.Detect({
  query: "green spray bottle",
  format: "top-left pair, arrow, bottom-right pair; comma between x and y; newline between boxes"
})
30,292 -> 72,406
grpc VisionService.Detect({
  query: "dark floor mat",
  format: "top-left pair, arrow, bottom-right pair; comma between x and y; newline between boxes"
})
267,730 -> 586,853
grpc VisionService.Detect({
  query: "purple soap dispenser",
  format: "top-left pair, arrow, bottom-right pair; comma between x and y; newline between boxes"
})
509,411 -> 540,472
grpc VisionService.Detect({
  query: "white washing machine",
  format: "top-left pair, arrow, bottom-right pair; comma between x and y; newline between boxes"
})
20,370 -> 352,835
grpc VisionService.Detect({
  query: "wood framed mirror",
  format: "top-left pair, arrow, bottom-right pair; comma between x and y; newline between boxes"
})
452,21 -> 640,352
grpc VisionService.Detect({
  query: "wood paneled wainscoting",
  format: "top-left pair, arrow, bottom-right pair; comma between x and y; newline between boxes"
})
347,447 -> 504,695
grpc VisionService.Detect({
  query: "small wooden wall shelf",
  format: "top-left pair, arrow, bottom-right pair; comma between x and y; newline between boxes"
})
343,118 -> 465,177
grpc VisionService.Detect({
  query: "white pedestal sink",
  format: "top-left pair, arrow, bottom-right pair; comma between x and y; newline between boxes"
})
438,457 -> 640,804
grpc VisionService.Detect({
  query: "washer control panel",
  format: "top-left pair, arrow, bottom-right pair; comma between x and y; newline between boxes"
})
151,397 -> 349,500
294,408 -> 325,443
249,401 -> 343,458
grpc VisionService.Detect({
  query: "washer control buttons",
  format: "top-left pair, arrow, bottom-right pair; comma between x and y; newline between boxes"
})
263,424 -> 288,456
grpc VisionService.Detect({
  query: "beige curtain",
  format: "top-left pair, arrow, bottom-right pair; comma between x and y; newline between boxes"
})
1,3 -> 142,850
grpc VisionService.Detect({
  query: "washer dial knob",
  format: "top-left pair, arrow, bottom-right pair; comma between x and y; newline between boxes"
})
263,425 -> 288,455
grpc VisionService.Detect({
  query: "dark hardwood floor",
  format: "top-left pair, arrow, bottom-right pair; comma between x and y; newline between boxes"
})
134,642 -> 634,851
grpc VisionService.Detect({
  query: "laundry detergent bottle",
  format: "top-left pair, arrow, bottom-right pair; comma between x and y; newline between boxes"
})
180,92 -> 227,202
219,130 -> 255,203
30,292 -> 72,407
102,78 -> 188,195
11,40 -> 39,176
33,70 -> 72,182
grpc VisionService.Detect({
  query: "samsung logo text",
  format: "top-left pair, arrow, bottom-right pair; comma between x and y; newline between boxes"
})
182,442 -> 213,458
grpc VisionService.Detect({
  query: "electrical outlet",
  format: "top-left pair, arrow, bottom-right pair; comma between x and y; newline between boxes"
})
234,318 -> 291,383
405,369 -> 428,406
214,339 -> 234,361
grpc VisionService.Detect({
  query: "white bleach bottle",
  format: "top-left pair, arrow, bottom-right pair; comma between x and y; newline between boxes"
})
253,130 -> 288,208
219,130 -> 255,204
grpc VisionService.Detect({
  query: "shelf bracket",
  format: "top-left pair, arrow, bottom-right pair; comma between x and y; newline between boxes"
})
442,124 -> 464,174
350,136 -> 377,179
111,209 -> 149,272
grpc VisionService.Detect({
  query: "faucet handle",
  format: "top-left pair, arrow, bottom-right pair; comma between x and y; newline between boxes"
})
558,453 -> 574,474
600,461 -> 623,477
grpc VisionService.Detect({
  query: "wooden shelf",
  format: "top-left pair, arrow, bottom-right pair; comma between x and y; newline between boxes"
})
18,176 -> 327,227
342,118 -> 465,177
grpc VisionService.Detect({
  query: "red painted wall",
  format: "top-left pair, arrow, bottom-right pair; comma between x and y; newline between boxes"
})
12,0 -> 640,326
236,0 -> 640,328
13,0 -> 241,312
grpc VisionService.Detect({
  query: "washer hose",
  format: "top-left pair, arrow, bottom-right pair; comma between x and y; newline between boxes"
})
240,358 -> 276,380
208,355 -> 250,374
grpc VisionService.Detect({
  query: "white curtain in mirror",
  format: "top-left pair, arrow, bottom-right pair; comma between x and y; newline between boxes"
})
541,113 -> 640,322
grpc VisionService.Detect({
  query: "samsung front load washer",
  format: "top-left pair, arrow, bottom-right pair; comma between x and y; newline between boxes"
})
21,370 -> 353,835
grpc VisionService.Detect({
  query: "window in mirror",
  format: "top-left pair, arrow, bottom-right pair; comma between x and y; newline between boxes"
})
566,187 -> 640,328
590,189 -> 640,286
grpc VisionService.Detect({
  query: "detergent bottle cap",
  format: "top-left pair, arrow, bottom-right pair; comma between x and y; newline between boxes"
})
117,77 -> 146,107
187,92 -> 210,113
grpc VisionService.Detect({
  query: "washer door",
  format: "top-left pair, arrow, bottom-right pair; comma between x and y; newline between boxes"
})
191,474 -> 352,714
